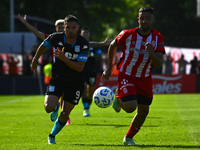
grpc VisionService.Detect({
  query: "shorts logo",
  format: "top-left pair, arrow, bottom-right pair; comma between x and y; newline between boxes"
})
73,100 -> 78,104
120,78 -> 134,91
89,77 -> 95,85
49,86 -> 55,92
121,79 -> 128,84
123,88 -> 128,94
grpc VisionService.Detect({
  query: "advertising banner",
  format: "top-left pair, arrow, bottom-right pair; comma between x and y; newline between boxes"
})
95,74 -> 196,94
152,74 -> 196,93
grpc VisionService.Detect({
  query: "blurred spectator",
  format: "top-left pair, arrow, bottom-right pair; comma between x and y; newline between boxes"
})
151,65 -> 162,74
175,54 -> 188,74
163,53 -> 173,74
23,55 -> 33,76
0,56 -> 4,75
27,44 -> 37,60
27,44 -> 42,75
6,55 -> 20,76
190,56 -> 199,74
198,61 -> 200,74
95,51 -> 103,75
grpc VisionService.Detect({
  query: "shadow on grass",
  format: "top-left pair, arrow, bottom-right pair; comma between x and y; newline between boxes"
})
72,123 -> 129,127
122,116 -> 163,119
72,143 -> 200,149
72,123 -> 159,128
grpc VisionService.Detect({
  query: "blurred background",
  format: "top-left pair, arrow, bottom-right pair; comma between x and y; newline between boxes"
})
0,0 -> 200,95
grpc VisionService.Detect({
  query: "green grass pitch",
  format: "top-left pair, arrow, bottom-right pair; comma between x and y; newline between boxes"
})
0,94 -> 200,150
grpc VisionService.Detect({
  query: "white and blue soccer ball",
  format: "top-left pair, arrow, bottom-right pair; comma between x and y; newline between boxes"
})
93,86 -> 114,108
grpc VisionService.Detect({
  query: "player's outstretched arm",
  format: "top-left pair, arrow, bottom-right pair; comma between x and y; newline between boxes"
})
18,14 -> 45,40
89,36 -> 112,48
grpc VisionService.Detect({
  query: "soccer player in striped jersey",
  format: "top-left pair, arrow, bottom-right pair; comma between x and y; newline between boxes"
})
102,6 -> 165,145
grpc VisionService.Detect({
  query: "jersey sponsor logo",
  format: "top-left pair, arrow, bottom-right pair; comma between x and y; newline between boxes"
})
126,38 -> 131,43
79,56 -> 87,60
65,52 -> 78,60
129,47 -> 148,54
75,46 -> 80,52
57,42 -> 64,46
141,42 -> 146,46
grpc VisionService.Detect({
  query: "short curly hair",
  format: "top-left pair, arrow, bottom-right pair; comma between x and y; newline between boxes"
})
139,6 -> 154,15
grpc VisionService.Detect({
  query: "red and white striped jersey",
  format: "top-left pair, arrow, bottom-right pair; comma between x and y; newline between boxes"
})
115,28 -> 165,77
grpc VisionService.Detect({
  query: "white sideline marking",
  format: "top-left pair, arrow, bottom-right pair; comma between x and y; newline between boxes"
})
0,96 -> 42,106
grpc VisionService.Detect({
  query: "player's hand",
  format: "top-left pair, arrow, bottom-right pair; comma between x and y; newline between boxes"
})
145,42 -> 154,54
104,36 -> 113,46
102,68 -> 112,81
54,47 -> 66,61
18,14 -> 27,24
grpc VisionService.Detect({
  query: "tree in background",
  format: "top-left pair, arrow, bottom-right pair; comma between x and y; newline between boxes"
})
1,0 -> 200,47
0,0 -> 144,41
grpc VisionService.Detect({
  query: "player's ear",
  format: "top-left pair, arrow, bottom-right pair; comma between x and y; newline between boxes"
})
137,17 -> 139,23
76,24 -> 80,30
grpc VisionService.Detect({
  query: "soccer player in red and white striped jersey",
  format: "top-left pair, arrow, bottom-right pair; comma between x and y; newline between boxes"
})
102,6 -> 165,145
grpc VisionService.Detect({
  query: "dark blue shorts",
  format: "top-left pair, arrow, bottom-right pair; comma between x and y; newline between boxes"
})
46,79 -> 84,105
84,73 -> 97,86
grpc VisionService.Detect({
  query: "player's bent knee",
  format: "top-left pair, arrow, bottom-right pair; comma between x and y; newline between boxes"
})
44,103 -> 55,113
122,100 -> 137,113
124,105 -> 137,113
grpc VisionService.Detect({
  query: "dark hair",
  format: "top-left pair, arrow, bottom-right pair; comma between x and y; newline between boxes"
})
81,26 -> 90,32
139,6 -> 154,15
64,15 -> 78,24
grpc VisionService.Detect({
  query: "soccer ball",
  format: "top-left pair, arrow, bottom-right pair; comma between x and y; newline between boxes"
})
93,86 -> 114,108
